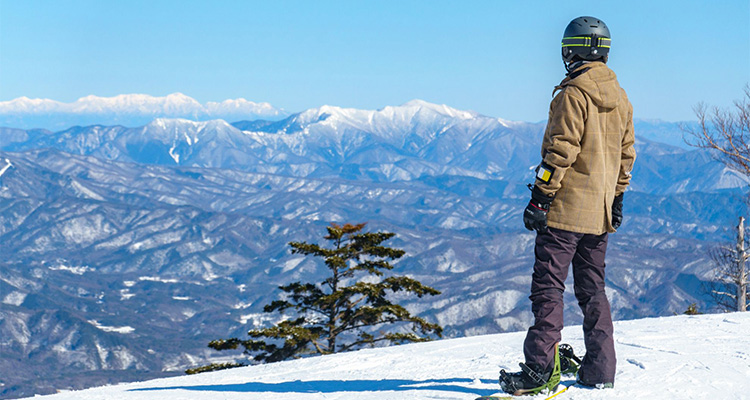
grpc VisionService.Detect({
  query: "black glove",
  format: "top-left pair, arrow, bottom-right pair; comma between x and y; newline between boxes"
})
611,193 -> 624,230
523,185 -> 555,233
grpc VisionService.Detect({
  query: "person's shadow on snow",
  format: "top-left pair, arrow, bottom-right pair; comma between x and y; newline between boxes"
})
130,378 -> 500,396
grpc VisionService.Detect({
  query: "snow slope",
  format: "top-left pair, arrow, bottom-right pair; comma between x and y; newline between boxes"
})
38,312 -> 750,400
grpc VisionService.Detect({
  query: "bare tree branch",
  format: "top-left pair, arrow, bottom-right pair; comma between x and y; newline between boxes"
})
683,86 -> 750,176
685,88 -> 750,312
711,290 -> 737,299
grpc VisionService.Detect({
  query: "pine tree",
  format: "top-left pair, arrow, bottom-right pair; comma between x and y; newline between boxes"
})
683,303 -> 702,315
202,223 -> 442,367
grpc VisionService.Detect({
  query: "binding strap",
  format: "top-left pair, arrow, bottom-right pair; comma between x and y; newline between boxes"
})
499,370 -> 517,394
519,362 -> 547,386
559,344 -> 582,364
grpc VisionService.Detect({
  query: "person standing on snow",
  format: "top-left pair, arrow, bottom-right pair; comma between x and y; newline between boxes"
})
499,16 -> 636,395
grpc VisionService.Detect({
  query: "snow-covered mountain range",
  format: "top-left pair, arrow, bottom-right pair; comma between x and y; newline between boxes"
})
32,312 -> 750,400
0,93 -> 287,130
0,100 -> 739,191
0,99 -> 532,181
0,100 -> 747,398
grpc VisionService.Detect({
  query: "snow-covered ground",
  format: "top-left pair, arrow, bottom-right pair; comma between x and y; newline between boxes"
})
37,313 -> 750,400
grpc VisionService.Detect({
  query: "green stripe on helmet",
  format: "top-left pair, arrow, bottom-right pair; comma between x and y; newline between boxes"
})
561,36 -> 610,48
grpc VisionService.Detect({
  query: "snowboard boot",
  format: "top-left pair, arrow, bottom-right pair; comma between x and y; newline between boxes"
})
499,344 -> 561,396
575,377 -> 614,389
558,343 -> 581,376
576,364 -> 614,390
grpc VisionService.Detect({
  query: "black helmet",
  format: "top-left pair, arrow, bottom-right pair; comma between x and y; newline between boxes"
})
561,16 -> 611,63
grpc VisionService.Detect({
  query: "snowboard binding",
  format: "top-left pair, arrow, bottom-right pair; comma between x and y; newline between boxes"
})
499,344 -> 562,396
558,343 -> 582,376
498,343 -> 582,396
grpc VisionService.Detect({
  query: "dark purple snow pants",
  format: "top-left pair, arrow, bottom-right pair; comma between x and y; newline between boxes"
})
522,227 -> 616,384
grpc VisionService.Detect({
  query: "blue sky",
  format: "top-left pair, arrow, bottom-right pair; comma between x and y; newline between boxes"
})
0,0 -> 748,122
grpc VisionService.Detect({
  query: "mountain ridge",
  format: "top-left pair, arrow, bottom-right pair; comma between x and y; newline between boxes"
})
0,93 -> 287,130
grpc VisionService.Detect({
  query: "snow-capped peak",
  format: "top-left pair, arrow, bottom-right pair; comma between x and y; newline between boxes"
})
399,99 -> 478,120
0,96 -> 64,113
146,118 -> 235,132
141,118 -> 241,164
270,100 -> 499,146
147,117 -> 202,129
290,100 -> 483,128
0,93 -> 286,130
293,104 -> 370,125
205,98 -> 283,116
70,93 -> 203,114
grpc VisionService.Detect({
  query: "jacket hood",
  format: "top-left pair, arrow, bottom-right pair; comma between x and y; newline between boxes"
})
559,62 -> 621,109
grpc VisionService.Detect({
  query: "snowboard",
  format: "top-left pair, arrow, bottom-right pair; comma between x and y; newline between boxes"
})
475,382 -> 572,400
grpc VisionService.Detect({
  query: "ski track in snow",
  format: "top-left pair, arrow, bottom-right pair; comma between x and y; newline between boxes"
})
36,313 -> 750,400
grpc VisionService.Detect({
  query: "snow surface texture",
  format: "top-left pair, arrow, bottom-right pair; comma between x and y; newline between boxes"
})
38,313 -> 750,400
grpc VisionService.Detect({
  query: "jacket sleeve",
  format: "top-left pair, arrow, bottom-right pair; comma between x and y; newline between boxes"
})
616,104 -> 636,195
536,87 -> 586,196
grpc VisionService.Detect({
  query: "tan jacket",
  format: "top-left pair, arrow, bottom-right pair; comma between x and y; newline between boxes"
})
536,62 -> 636,235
